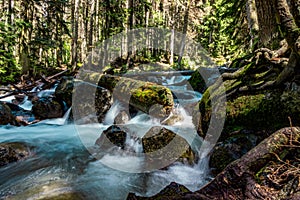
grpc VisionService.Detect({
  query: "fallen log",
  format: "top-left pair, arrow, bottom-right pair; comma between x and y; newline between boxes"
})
78,72 -> 174,118
0,70 -> 69,100
122,70 -> 195,77
127,127 -> 300,199
22,69 -> 69,90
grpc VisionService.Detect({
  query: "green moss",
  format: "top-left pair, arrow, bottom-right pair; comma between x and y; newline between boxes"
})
188,71 -> 207,93
197,81 -> 300,139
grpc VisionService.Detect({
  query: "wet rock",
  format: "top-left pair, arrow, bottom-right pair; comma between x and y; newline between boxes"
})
95,125 -> 127,150
127,182 -> 190,200
209,130 -> 258,175
55,76 -> 74,108
32,97 -> 63,120
5,103 -> 37,125
95,87 -> 113,123
96,74 -> 174,119
72,82 -> 112,124
15,111 -> 37,125
0,142 -> 32,167
114,111 -> 130,124
128,127 -> 300,200
14,94 -> 26,104
161,113 -> 183,126
188,68 -> 216,93
142,127 -> 195,167
0,102 -> 16,125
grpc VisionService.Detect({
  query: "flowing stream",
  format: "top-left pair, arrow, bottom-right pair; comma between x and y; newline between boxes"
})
0,74 -> 212,200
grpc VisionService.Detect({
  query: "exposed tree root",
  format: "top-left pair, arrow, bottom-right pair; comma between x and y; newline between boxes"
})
211,40 -> 300,99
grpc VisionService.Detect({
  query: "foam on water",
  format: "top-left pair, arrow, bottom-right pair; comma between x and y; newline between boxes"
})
0,74 -> 212,199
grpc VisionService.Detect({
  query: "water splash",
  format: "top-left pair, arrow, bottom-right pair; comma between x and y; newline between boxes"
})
103,100 -> 123,125
39,107 -> 72,125
0,74 -> 212,199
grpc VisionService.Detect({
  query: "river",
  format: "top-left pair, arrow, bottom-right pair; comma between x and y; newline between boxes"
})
0,73 -> 211,200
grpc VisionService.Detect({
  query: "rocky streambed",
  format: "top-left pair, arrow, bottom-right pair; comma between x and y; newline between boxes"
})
1,65 -> 300,199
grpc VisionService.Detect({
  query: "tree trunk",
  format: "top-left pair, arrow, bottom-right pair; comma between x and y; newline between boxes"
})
177,0 -> 190,66
246,0 -> 259,48
71,0 -> 79,71
275,0 -> 299,48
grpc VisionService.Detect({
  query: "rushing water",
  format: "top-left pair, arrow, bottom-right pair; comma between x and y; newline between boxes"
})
0,74 -> 211,200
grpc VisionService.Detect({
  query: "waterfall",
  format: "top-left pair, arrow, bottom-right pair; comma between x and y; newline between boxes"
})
40,107 -> 72,125
103,100 -> 123,125
19,96 -> 33,110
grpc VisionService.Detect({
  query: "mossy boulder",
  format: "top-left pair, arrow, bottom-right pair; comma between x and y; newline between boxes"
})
0,142 -> 32,167
195,81 -> 300,140
82,73 -> 174,119
32,97 -> 63,120
142,126 -> 195,167
95,125 -> 127,150
0,102 -> 16,125
188,70 -> 207,93
55,76 -> 74,108
72,82 -> 112,124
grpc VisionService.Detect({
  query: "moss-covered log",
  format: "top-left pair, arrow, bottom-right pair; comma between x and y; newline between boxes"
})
80,73 -> 174,118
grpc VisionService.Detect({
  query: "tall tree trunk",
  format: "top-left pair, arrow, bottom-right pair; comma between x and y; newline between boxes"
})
246,0 -> 259,48
88,0 -> 95,52
178,0 -> 190,66
71,0 -> 79,71
275,0 -> 299,48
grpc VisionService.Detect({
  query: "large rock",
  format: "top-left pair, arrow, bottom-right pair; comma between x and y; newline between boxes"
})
55,76 -> 74,108
127,182 -> 190,200
209,130 -> 259,175
95,87 -> 113,123
128,127 -> 300,200
0,102 -> 16,125
72,82 -> 112,124
142,127 -> 195,167
95,125 -> 127,150
194,80 -> 300,140
81,73 -> 174,119
114,111 -> 130,124
32,97 -> 63,120
0,142 -> 32,167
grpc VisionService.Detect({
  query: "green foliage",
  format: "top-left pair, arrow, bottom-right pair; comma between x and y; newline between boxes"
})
0,22 -> 23,84
196,0 -> 250,64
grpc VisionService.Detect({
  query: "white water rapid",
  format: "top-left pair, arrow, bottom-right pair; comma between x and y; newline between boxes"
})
0,74 -> 212,200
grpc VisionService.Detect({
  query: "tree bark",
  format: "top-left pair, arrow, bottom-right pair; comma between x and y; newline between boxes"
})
275,0 -> 299,48
246,0 -> 259,48
177,0 -> 190,66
